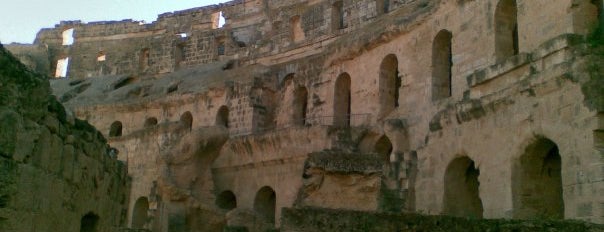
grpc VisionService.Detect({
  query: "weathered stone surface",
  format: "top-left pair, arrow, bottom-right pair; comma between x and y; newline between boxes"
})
4,0 -> 604,231
0,44 -> 129,232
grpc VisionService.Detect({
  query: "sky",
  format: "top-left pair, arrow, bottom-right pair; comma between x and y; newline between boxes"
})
0,0 -> 229,44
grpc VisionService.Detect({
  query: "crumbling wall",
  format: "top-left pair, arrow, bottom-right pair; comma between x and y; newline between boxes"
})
0,44 -> 129,232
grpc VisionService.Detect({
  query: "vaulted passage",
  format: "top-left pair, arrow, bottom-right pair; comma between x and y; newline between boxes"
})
379,54 -> 400,118
443,157 -> 483,218
254,186 -> 276,224
180,111 -> 193,129
216,191 -> 237,210
513,137 -> 564,219
432,30 -> 453,101
80,212 -> 99,232
334,73 -> 351,127
131,197 -> 149,229
216,106 -> 229,128
293,86 -> 308,126
109,121 -> 123,137
495,0 -> 519,61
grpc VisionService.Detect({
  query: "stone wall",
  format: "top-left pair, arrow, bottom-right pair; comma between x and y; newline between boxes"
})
280,207 -> 604,232
8,0 -> 604,231
0,44 -> 129,232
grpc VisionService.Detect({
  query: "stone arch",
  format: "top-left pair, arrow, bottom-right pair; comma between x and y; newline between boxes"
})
144,117 -> 158,128
80,212 -> 99,232
180,111 -> 193,129
443,156 -> 483,218
379,54 -> 400,118
109,121 -> 122,137
254,186 -> 276,224
293,86 -> 308,126
495,0 -> 519,61
432,29 -> 453,101
334,73 -> 351,127
374,135 -> 393,161
131,197 -> 149,229
512,137 -> 564,219
216,190 -> 237,210
216,106 -> 229,128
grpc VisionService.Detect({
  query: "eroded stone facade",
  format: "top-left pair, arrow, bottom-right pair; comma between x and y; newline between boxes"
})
6,0 -> 604,231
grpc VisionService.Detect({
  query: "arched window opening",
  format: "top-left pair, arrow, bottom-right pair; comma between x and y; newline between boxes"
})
216,191 -> 237,210
109,121 -> 123,137
180,112 -> 193,129
291,15 -> 305,42
254,186 -> 276,224
293,87 -> 308,126
144,117 -> 158,128
332,1 -> 344,32
443,157 -> 483,218
376,0 -> 389,15
374,135 -> 393,161
512,137 -> 564,219
495,0 -> 519,61
55,57 -> 70,78
131,197 -> 149,229
174,43 -> 185,69
216,106 -> 229,128
217,41 -> 225,56
139,48 -> 150,72
334,73 -> 351,127
379,54 -> 400,118
62,28 -> 74,46
432,30 -> 453,101
212,11 -> 226,29
80,212 -> 99,232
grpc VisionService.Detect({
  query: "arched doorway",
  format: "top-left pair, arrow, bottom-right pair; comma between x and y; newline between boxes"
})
334,73 -> 351,127
512,137 -> 564,219
379,54 -> 400,118
216,191 -> 237,210
80,212 -> 99,232
374,135 -> 393,161
216,106 -> 229,128
109,121 -> 122,137
254,186 -> 276,224
443,156 -> 483,218
131,197 -> 149,229
293,87 -> 308,126
495,0 -> 519,61
180,111 -> 193,129
432,29 -> 453,101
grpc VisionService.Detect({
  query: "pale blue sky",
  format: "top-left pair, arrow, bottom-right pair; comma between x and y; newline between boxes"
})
0,0 -> 228,44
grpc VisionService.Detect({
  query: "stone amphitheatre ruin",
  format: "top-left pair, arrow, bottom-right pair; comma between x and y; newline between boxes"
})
2,0 -> 604,231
